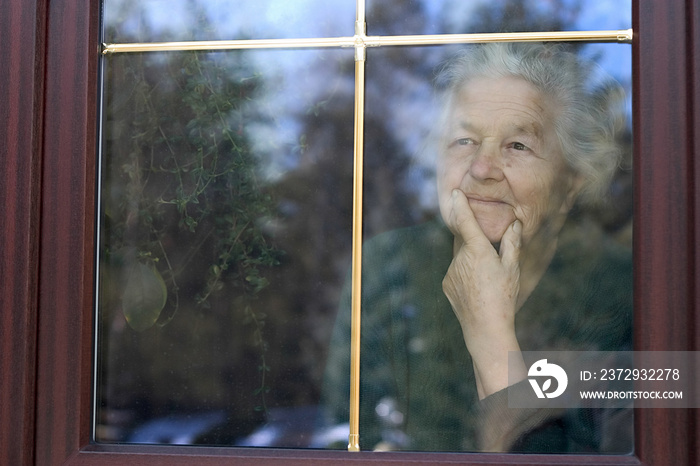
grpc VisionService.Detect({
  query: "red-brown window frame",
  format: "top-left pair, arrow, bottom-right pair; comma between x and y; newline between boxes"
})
1,1 -> 698,465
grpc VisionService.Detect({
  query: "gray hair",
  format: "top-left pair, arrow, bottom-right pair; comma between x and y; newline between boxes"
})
434,42 -> 626,204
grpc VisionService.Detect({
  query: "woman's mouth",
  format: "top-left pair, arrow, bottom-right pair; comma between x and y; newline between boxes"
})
466,195 -> 508,207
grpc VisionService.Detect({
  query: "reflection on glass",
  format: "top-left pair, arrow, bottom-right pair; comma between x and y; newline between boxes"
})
98,0 -> 633,453
95,47 -> 354,447
320,42 -> 633,452
102,0 -> 355,44
365,0 -> 632,36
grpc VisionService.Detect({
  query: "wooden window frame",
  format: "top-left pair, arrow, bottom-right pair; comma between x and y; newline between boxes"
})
1,0 -> 698,465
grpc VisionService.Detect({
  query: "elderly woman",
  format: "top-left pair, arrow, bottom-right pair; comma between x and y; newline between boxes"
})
321,42 -> 631,453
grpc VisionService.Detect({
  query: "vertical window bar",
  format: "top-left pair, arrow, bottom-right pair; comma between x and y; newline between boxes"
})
348,0 -> 366,452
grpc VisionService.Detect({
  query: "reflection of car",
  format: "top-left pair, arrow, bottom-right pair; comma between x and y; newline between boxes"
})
235,405 -> 347,448
128,411 -> 226,445
309,422 -> 350,449
126,406 -> 349,448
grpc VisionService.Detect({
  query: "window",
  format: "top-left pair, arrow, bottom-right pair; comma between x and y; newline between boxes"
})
2,0 -> 698,465
96,0 -> 636,454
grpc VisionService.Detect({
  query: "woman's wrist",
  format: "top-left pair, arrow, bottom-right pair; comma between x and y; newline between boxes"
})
469,336 -> 525,398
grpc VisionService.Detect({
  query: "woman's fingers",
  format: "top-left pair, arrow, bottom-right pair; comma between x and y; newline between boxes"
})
449,189 -> 490,246
499,220 -> 522,268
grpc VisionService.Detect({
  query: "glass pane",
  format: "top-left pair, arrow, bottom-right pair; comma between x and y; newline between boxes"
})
98,0 -> 633,455
103,0 -> 354,43
95,46 -> 355,448
318,41 -> 633,452
366,0 -> 631,36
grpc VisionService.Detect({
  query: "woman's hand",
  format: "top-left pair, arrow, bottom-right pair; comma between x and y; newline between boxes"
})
442,189 -> 527,398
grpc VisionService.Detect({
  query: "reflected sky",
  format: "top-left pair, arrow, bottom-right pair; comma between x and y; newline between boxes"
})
103,0 -> 356,42
103,0 -> 631,42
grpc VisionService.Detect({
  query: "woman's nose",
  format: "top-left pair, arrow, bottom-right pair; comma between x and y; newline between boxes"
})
468,144 -> 504,182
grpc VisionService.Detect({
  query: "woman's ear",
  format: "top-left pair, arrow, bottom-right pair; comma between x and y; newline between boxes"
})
561,174 -> 585,213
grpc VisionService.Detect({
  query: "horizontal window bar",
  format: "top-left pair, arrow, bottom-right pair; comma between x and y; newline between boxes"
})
366,29 -> 633,47
102,29 -> 632,54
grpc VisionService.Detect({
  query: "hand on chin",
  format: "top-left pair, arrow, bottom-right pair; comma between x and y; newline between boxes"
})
467,203 -> 516,246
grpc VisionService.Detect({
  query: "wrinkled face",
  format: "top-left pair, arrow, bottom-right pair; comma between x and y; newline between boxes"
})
437,76 -> 578,245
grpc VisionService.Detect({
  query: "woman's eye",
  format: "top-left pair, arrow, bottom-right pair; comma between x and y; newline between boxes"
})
512,141 -> 529,151
456,138 -> 474,146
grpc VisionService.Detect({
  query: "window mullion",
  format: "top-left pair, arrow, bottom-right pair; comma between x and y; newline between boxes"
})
348,1 -> 366,452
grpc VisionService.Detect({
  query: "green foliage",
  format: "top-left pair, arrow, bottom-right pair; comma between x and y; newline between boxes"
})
244,304 -> 270,412
101,50 -> 279,332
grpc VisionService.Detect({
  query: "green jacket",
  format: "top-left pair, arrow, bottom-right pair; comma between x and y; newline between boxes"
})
321,219 -> 632,453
